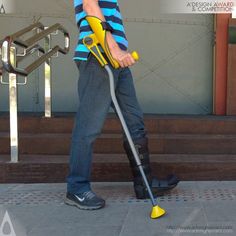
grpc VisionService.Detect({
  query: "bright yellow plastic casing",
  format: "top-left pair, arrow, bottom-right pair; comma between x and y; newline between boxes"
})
151,206 -> 166,219
83,33 -> 108,67
83,16 -> 138,68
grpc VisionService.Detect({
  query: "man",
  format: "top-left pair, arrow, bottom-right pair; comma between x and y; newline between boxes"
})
65,0 -> 179,210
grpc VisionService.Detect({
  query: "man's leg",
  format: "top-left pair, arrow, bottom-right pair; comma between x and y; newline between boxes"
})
114,67 -> 179,199
67,56 -> 118,196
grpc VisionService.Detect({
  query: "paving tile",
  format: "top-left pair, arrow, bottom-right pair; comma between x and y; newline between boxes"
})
202,202 -> 236,222
0,181 -> 235,236
9,183 -> 66,192
0,206 -> 28,236
196,181 -> 236,189
0,184 -> 20,193
30,226 -> 121,236
1,205 -> 63,235
177,181 -> 199,189
168,206 -> 207,224
33,203 -> 129,228
119,204 -> 172,236
128,206 -> 210,236
155,198 -> 202,208
205,221 -> 235,236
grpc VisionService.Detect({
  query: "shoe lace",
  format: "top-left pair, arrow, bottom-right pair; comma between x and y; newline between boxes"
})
83,191 -> 96,200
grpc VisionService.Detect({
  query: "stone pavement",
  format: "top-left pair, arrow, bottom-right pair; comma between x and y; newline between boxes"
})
0,181 -> 235,236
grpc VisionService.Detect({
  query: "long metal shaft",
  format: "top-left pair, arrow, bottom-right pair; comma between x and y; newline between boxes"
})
9,72 -> 18,162
104,65 -> 158,207
9,46 -> 18,163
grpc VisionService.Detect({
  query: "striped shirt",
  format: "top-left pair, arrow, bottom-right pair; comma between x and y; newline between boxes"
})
73,0 -> 128,61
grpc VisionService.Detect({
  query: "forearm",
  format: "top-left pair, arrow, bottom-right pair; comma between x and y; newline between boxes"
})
83,0 -> 119,52
82,0 -> 135,67
83,0 -> 105,21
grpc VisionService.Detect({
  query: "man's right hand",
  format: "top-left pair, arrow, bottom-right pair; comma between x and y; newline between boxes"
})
106,32 -> 135,68
110,47 -> 136,68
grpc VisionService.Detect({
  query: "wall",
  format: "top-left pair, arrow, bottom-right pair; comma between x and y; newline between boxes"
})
0,0 -> 214,114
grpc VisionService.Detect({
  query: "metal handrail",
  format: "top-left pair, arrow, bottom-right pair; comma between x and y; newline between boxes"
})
1,23 -> 70,76
25,46 -> 60,74
17,44 -> 45,62
0,44 -> 45,85
24,23 -> 69,52
0,39 -> 4,76
10,22 -> 44,40
0,23 -> 45,80
0,22 -> 70,163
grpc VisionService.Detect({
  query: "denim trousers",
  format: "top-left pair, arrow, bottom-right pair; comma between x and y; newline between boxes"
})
67,55 -> 146,194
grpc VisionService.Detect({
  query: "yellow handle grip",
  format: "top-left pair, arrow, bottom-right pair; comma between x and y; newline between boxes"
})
113,51 -> 139,69
131,51 -> 139,61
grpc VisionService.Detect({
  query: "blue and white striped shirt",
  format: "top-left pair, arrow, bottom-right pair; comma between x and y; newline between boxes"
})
73,0 -> 128,61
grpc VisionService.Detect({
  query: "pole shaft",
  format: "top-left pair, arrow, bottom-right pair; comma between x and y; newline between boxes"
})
9,47 -> 18,163
104,65 -> 157,206
44,31 -> 52,117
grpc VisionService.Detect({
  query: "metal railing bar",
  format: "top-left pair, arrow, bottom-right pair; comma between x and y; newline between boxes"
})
2,23 -> 70,76
1,40 -> 28,76
4,23 -> 45,49
0,21 -> 70,163
10,22 -> 44,40
3,23 -> 68,53
13,38 -> 29,48
1,44 -> 45,78
25,46 -> 60,75
25,24 -> 60,45
17,44 -> 45,63
3,43 -> 66,76
26,44 -> 45,54
0,40 -> 4,77
2,62 -> 27,76
24,23 -> 70,53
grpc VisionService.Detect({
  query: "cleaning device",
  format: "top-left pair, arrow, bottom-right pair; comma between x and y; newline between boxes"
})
83,16 -> 166,219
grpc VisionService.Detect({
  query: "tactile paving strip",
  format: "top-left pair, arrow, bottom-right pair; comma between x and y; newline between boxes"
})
0,183 -> 235,206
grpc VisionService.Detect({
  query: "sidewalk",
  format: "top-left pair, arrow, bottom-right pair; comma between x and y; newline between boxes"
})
0,181 -> 235,236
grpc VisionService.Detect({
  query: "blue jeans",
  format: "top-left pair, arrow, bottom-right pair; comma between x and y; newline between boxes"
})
67,55 -> 146,194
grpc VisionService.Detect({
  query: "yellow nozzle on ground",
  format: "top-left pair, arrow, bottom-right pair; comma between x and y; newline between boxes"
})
150,206 -> 166,219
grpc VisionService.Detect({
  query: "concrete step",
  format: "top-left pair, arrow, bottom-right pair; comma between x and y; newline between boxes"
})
1,114 -> 236,182
1,114 -> 236,134
1,132 -> 236,155
1,154 -> 235,183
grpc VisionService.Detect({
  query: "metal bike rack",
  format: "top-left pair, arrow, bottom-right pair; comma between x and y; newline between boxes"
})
0,22 -> 70,163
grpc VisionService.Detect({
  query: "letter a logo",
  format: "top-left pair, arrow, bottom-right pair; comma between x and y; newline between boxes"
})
0,211 -> 16,236
0,4 -> 6,14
